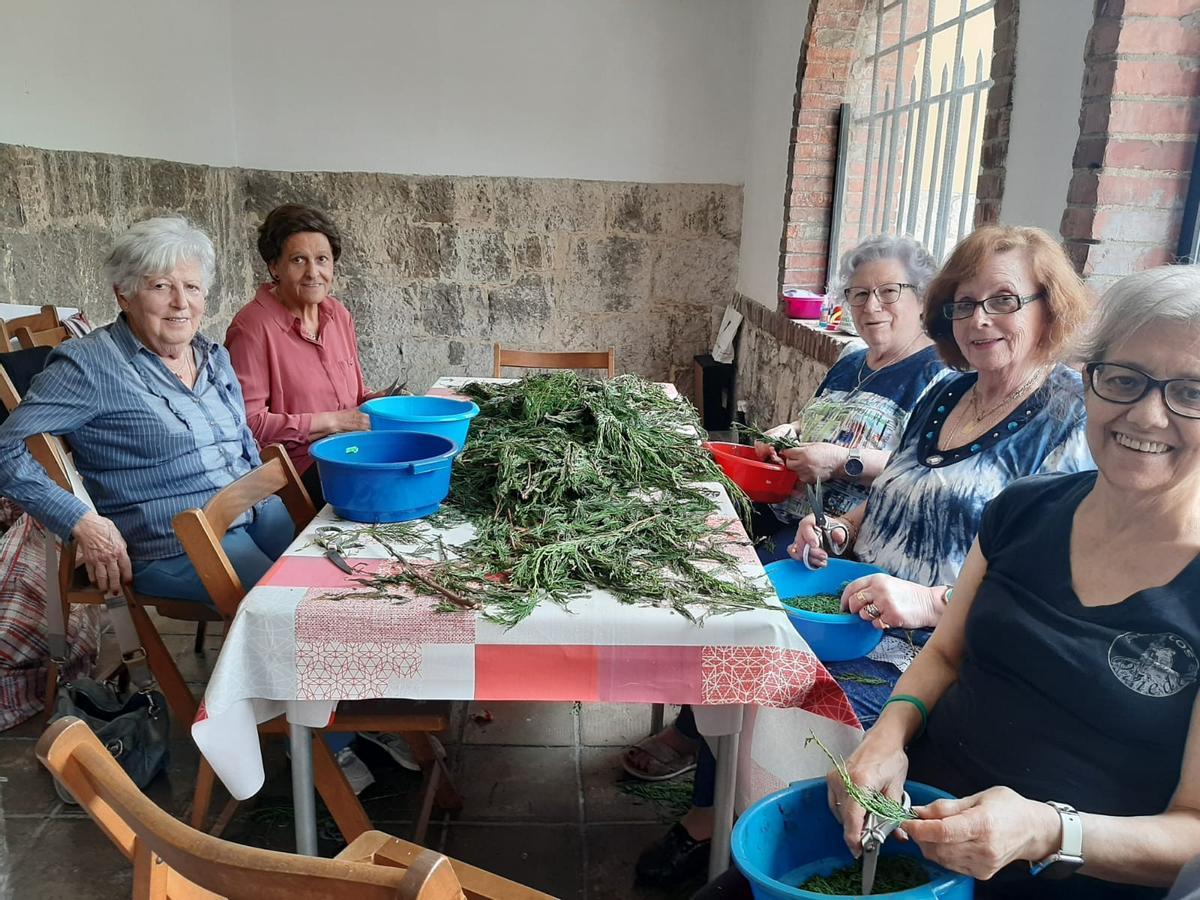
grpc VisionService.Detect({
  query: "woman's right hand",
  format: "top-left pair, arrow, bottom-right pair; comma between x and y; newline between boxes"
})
310,409 -> 370,439
788,514 -> 828,568
827,735 -> 911,856
72,512 -> 132,595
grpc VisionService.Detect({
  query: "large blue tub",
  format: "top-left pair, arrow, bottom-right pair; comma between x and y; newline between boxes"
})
733,778 -> 973,899
309,430 -> 456,523
764,558 -> 887,662
361,396 -> 480,454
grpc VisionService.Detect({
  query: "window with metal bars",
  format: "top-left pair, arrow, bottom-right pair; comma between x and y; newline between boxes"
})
831,0 -> 996,264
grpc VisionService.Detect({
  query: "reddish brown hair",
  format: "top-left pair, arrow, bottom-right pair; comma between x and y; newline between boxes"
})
924,225 -> 1091,371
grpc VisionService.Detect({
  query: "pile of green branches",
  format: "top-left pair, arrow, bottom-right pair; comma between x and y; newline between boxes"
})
795,855 -> 929,894
326,373 -> 777,627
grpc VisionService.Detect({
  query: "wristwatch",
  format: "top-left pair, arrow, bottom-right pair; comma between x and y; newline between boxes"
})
843,448 -> 865,480
1030,801 -> 1084,878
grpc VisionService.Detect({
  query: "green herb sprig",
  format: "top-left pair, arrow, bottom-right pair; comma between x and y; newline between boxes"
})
805,731 -> 915,825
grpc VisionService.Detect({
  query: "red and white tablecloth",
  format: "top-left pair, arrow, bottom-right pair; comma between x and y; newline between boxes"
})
193,379 -> 863,808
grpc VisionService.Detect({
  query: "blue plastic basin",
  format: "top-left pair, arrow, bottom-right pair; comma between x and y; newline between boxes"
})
733,778 -> 973,899
362,396 -> 480,454
764,558 -> 887,662
309,430 -> 457,523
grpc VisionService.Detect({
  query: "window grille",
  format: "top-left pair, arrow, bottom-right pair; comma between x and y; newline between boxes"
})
831,0 -> 996,265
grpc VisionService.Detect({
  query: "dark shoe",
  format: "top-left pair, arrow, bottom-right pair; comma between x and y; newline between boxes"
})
635,823 -> 711,887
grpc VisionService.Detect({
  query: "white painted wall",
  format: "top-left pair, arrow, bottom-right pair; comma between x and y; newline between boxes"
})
734,0 -> 812,307
0,0 -> 238,166
1000,0 -> 1094,240
2,0 -> 752,184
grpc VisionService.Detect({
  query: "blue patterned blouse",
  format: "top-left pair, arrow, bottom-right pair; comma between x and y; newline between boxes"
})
855,364 -> 1094,589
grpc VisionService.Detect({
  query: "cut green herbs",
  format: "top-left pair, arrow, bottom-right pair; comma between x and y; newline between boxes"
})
317,373 -> 775,627
617,775 -> 696,819
781,593 -> 842,615
805,732 -> 916,825
735,422 -> 804,452
794,855 -> 929,894
833,671 -> 889,686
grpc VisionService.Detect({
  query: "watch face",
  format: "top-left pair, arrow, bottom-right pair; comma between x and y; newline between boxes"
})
845,457 -> 864,477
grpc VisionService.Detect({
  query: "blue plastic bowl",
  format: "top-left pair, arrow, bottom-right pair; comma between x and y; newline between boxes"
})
362,396 -> 480,454
309,430 -> 457,523
764,558 -> 887,662
733,778 -> 973,899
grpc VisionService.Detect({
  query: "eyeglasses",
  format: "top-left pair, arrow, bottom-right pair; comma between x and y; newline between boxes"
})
843,283 -> 915,306
941,292 -> 1044,320
1086,362 -> 1200,419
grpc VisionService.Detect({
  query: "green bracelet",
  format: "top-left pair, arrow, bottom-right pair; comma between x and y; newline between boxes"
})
883,694 -> 929,738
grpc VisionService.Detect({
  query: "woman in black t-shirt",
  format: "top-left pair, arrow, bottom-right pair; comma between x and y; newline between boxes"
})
826,266 -> 1200,899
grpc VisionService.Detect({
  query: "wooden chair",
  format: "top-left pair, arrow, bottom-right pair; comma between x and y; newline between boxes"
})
492,343 -> 615,378
0,304 -> 59,347
14,322 -> 70,349
37,717 -> 551,900
173,445 -> 461,844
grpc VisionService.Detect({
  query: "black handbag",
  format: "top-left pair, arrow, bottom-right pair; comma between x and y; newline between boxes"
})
42,529 -> 170,801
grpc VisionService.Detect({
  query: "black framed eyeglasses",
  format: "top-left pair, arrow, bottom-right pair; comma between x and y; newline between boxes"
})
1086,362 -> 1200,419
941,292 -> 1044,320
843,283 -> 915,307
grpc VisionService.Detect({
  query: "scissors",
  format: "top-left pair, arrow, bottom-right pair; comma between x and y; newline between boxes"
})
861,790 -> 913,895
802,481 -> 850,570
314,525 -> 359,575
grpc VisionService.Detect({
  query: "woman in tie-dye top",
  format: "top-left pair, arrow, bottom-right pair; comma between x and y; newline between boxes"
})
795,225 -> 1095,674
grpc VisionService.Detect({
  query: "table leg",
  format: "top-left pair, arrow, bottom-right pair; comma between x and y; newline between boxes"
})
709,731 -> 740,881
650,702 -> 665,735
289,722 -> 318,856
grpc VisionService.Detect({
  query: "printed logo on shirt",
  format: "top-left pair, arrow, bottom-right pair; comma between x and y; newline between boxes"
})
1108,632 -> 1198,698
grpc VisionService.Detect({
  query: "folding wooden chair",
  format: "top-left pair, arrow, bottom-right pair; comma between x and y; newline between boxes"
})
492,343 -> 615,378
0,304 -> 59,347
14,322 -> 70,349
37,717 -> 550,899
173,445 -> 461,844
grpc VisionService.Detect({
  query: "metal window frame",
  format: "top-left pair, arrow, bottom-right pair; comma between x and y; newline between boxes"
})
841,0 -> 995,264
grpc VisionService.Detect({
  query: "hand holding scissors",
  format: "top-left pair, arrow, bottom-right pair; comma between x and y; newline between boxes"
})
800,481 -> 851,570
861,790 -> 913,895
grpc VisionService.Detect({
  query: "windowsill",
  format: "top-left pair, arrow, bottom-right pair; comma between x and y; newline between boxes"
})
788,317 -> 865,345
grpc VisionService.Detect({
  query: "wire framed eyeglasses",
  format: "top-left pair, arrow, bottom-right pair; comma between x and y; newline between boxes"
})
842,283 -> 915,307
1086,362 -> 1200,419
941,292 -> 1044,320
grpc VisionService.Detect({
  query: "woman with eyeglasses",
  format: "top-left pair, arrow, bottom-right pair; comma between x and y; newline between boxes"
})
794,225 -> 1093,640
819,264 -> 1200,898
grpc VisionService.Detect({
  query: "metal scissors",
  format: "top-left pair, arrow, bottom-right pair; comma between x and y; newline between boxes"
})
861,790 -> 913,895
802,481 -> 850,570
314,525 -> 359,575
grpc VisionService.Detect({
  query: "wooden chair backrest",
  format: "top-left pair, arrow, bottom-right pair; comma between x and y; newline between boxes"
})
492,343 -> 615,378
2,305 -> 60,346
36,717 -> 434,899
172,444 -> 316,618
15,323 -> 69,349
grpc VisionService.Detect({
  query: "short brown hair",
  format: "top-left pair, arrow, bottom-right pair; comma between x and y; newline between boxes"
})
256,204 -> 343,266
923,225 -> 1091,371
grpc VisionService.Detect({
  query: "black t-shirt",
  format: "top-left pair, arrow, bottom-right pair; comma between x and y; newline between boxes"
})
908,471 -> 1200,900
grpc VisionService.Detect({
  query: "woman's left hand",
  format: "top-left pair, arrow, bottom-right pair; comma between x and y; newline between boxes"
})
904,787 -> 1062,879
779,442 -> 847,484
842,574 -> 943,629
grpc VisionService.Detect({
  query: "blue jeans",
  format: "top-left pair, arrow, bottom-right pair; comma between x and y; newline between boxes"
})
131,495 -> 295,607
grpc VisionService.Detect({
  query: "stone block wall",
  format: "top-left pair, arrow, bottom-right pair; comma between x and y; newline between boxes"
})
731,293 -> 851,429
0,144 -> 742,394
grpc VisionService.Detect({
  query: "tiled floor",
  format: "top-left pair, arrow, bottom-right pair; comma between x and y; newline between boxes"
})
0,611 -> 706,899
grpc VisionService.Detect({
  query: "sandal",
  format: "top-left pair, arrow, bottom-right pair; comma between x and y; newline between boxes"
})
621,734 -> 698,782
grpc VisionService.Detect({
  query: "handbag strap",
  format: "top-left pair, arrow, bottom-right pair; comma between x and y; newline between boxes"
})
43,528 -> 157,693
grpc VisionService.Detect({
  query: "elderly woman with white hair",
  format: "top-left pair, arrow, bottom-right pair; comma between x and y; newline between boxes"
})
0,217 -> 294,603
820,264 -> 1200,898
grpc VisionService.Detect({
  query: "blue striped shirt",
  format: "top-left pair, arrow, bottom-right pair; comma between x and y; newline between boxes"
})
0,315 -> 262,560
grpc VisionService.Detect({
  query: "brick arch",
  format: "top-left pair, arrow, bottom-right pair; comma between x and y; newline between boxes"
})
780,0 -> 1020,298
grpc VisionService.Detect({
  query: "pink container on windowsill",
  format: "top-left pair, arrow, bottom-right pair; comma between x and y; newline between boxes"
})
781,289 -> 824,320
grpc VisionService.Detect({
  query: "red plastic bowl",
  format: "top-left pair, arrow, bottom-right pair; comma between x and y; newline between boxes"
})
704,442 -> 798,504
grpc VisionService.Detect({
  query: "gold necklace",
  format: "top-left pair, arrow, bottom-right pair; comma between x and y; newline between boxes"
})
164,352 -> 194,383
947,367 -> 1047,447
851,332 -> 924,395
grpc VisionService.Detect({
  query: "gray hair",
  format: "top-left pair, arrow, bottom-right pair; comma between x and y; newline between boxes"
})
830,234 -> 939,297
1075,265 -> 1200,362
102,217 -> 216,299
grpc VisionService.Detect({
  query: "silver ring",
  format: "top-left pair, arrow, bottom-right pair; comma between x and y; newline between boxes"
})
865,602 -> 882,619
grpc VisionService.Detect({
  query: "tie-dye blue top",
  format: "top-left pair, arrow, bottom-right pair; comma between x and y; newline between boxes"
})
771,345 -> 948,521
856,364 -> 1094,588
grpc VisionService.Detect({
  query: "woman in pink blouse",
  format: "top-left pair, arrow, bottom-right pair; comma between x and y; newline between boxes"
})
226,205 -> 371,506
